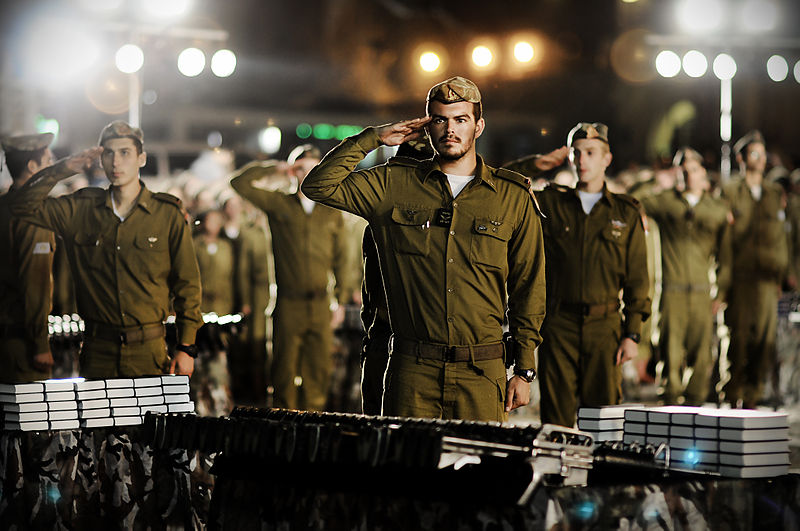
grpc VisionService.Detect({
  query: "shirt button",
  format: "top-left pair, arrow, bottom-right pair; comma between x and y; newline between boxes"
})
116,245 -> 121,250
448,258 -> 454,263
449,230 -> 455,236
447,317 -> 454,323
452,202 -> 458,208
447,288 -> 454,293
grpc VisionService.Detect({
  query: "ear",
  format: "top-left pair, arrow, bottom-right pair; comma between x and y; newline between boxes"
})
475,117 -> 485,139
603,150 -> 613,170
26,159 -> 39,174
138,151 -> 147,168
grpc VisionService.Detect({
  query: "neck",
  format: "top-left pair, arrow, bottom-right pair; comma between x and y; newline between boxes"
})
577,178 -> 604,194
437,152 -> 477,176
744,170 -> 763,187
111,178 -> 142,214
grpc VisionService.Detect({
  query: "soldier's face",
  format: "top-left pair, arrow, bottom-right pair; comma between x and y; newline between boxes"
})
292,157 -> 320,184
101,138 -> 146,187
681,159 -> 707,193
426,100 -> 484,161
744,143 -> 766,173
570,138 -> 612,186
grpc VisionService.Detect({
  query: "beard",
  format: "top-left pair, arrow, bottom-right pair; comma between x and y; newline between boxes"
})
434,134 -> 474,161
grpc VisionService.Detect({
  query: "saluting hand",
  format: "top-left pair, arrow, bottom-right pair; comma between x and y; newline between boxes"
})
64,146 -> 103,173
375,117 -> 431,147
535,146 -> 569,171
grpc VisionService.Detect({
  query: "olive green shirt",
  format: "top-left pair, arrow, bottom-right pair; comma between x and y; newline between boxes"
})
722,177 -> 789,282
537,183 -> 650,336
300,128 -> 546,369
230,163 -> 348,302
640,189 -> 732,300
193,235 -> 235,315
8,162 -> 203,345
0,187 -> 55,354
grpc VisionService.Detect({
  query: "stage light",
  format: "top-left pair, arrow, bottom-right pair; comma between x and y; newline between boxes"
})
258,126 -> 281,154
419,51 -> 441,73
207,131 -> 223,148
767,55 -> 788,82
211,49 -> 236,77
296,123 -> 313,139
740,0 -> 778,32
144,0 -> 192,19
513,41 -> 534,63
655,50 -> 681,78
682,50 -> 708,78
115,44 -> 144,74
795,60 -> 800,83
23,21 -> 100,84
471,45 -> 494,68
676,0 -> 724,33
177,47 -> 205,77
712,53 -> 737,80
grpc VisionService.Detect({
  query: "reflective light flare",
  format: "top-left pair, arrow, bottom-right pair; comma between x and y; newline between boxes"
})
655,50 -> 681,78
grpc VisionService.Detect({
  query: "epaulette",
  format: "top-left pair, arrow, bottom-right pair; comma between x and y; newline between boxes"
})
617,193 -> 643,212
153,192 -> 190,222
494,168 -> 544,218
73,187 -> 106,199
386,155 -> 427,168
545,182 -> 571,192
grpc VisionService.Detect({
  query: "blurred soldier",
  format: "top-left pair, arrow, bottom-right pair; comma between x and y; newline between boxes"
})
8,121 -> 202,378
537,123 -> 650,427
722,131 -> 789,408
230,146 -> 348,411
301,76 -> 546,422
640,147 -> 732,405
0,133 -> 56,382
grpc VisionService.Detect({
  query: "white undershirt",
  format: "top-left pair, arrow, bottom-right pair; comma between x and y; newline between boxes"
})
446,174 -> 474,198
577,191 -> 602,214
299,195 -> 316,214
749,184 -> 762,201
111,194 -> 129,221
684,192 -> 701,208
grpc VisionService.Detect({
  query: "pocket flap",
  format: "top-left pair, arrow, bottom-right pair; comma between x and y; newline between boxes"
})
473,218 -> 511,241
391,205 -> 432,226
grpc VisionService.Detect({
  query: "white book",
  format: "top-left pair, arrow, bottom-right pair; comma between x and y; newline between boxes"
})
591,430 -> 624,442
140,404 -> 168,415
1,402 -> 47,413
78,398 -> 110,410
718,464 -> 789,478
75,380 -> 106,391
105,378 -> 134,389
647,406 -> 703,425
3,411 -> 48,422
719,440 -> 789,454
134,386 -> 162,397
106,388 -> 134,398
670,425 -> 694,438
624,421 -> 646,434
167,401 -> 195,413
161,374 -> 189,386
716,410 -> 788,430
4,420 -> 49,431
49,410 -> 78,421
0,392 -> 45,404
137,395 -> 165,406
577,404 -> 643,420
48,401 -> 78,411
111,407 -> 141,417
695,427 -> 719,439
719,427 -> 789,442
0,382 -> 44,394
669,437 -> 719,451
81,417 -> 114,428
646,423 -> 669,436
672,448 -> 718,465
133,377 -> 162,388
164,394 -> 190,404
646,435 -> 669,446
623,408 -> 650,423
45,391 -> 76,402
623,433 -> 646,445
577,418 -> 625,431
109,398 -> 138,408
80,408 -> 111,419
49,419 -> 80,430
114,416 -> 143,426
42,380 -> 76,392
77,390 -> 106,401
163,384 -> 190,395
719,452 -> 790,466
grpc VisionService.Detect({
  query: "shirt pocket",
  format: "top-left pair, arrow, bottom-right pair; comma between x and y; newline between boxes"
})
471,218 -> 511,269
132,233 -> 169,281
390,205 -> 433,256
73,233 -> 106,270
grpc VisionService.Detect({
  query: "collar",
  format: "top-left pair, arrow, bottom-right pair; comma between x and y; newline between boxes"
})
420,154 -> 498,192
103,181 -> 152,214
572,182 -> 612,205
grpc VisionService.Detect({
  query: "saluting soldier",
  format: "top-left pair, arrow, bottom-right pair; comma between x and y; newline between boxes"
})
230,146 -> 349,411
8,121 -> 203,378
301,76 -> 546,422
537,123 -> 650,428
639,147 -> 732,405
722,131 -> 789,408
0,133 -> 57,382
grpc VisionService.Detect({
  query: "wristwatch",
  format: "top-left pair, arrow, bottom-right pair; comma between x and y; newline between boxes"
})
175,344 -> 198,358
513,367 -> 536,383
624,333 -> 641,344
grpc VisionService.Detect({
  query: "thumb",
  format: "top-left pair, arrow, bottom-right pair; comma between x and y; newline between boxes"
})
505,384 -> 514,412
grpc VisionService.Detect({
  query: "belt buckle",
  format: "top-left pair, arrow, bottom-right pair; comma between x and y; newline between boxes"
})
119,331 -> 128,345
443,346 -> 456,363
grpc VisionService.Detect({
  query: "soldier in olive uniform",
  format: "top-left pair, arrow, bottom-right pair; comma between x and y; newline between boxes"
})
722,131 -> 789,408
8,121 -> 203,378
639,147 -> 732,405
301,76 -> 546,422
230,146 -> 348,411
0,133 -> 57,383
537,123 -> 650,428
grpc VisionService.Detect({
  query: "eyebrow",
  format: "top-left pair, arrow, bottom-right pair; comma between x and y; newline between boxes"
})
432,113 -> 471,120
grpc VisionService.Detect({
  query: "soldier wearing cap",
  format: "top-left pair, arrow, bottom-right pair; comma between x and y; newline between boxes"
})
639,147 -> 732,405
0,133 -> 57,382
230,145 -> 349,411
8,121 -> 202,379
721,130 -> 789,408
536,122 -> 650,428
301,76 -> 546,421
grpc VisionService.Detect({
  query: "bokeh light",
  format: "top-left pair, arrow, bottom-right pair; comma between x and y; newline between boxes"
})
471,45 -> 494,68
655,50 -> 681,78
143,0 -> 192,19
767,55 -> 788,82
513,41 -> 534,63
258,126 -> 281,154
712,53 -> 737,80
211,49 -> 236,77
419,51 -> 441,72
115,44 -> 144,74
740,0 -> 778,32
676,0 -> 724,33
177,47 -> 205,77
682,50 -> 708,78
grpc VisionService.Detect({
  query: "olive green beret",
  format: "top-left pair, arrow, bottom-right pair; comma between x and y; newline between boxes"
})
567,122 -> 609,146
673,146 -> 703,167
733,130 -> 765,156
287,144 -> 322,165
98,120 -> 143,147
1,132 -> 53,153
427,76 -> 481,105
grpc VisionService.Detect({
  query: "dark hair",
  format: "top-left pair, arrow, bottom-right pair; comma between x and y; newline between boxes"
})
4,147 -> 47,180
425,101 -> 482,122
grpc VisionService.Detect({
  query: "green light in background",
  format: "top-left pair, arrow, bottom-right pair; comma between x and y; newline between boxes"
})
296,123 -> 312,139
335,125 -> 361,140
35,115 -> 60,140
313,123 -> 335,140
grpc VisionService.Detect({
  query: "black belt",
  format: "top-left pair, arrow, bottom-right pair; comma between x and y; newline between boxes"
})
84,321 -> 165,345
279,290 -> 328,300
560,300 -> 620,317
392,338 -> 504,362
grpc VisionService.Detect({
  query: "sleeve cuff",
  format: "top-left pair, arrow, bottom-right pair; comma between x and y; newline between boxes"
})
623,315 -> 643,337
178,326 -> 199,346
515,347 -> 537,370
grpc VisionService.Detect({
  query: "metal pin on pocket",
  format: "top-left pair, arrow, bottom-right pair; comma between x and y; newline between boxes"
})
421,220 -> 430,230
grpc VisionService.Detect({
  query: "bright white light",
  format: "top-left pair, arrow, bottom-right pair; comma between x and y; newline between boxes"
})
712,53 -> 737,80
211,49 -> 236,77
258,126 -> 281,154
676,0 -> 724,33
767,55 -> 788,82
419,51 -> 441,72
207,131 -> 223,148
23,21 -> 100,84
655,50 -> 681,78
513,41 -> 535,63
472,45 -> 494,67
795,60 -> 800,83
682,50 -> 708,78
144,0 -> 192,19
79,0 -> 123,12
115,44 -> 144,74
741,0 -> 778,32
177,47 -> 205,77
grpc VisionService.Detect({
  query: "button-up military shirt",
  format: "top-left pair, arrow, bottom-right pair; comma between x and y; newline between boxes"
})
300,128 -> 546,369
8,162 -> 203,345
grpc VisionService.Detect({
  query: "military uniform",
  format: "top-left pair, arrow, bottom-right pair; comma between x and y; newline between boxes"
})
193,234 -> 235,315
721,176 -> 788,405
231,163 -> 348,411
640,189 -> 732,405
8,163 -> 203,378
301,127 -> 546,422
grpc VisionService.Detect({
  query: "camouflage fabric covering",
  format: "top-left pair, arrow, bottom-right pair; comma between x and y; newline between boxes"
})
0,427 -> 207,529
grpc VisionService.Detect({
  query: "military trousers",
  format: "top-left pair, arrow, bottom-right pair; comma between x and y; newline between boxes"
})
539,311 -> 622,428
79,336 -> 170,378
271,297 -> 333,411
0,336 -> 51,383
660,289 -> 714,405
723,278 -> 779,406
360,319 -> 391,416
382,344 -> 508,422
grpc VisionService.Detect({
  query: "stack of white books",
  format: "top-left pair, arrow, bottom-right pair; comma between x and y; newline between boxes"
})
1,375 -> 193,431
576,405 -> 643,443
